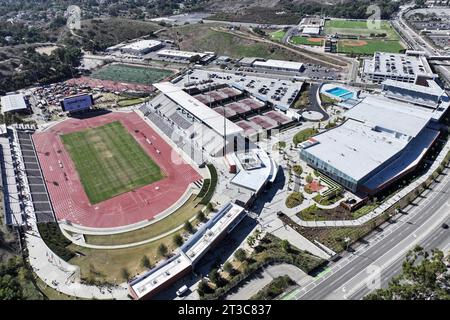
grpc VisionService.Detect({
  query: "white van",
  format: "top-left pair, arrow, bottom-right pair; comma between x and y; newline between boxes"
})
176,285 -> 189,296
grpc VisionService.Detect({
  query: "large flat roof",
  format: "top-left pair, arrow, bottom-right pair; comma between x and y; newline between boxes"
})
230,149 -> 278,192
253,59 -> 303,71
157,49 -> 206,59
153,82 -> 244,137
303,119 -> 412,181
302,94 -> 437,182
129,253 -> 191,299
183,202 -> 245,263
1,94 -> 27,113
121,40 -> 162,51
345,95 -> 433,138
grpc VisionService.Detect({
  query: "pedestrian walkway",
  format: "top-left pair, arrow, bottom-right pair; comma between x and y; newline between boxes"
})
25,210 -> 129,299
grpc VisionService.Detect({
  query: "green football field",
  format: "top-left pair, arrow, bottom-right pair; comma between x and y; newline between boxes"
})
324,19 -> 399,40
61,121 -> 164,204
91,64 -> 173,85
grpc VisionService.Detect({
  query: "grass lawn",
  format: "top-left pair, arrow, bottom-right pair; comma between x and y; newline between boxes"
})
161,24 -> 307,61
91,64 -> 172,85
337,39 -> 404,55
61,121 -> 164,204
117,97 -> 148,107
68,232 -> 181,283
85,194 -> 203,246
293,128 -> 318,145
290,36 -> 324,46
324,20 -> 398,40
270,30 -> 286,42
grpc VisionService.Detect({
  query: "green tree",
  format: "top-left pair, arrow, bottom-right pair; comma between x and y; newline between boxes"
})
120,268 -> 130,280
184,221 -> 194,234
173,234 -> 184,247
234,248 -> 247,262
208,268 -> 226,287
247,235 -> 256,247
196,210 -> 206,222
365,247 -> 450,300
197,278 -> 211,296
157,243 -> 168,257
223,261 -> 234,275
140,256 -> 151,269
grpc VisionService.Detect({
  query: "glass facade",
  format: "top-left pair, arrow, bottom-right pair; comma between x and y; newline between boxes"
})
300,149 -> 358,191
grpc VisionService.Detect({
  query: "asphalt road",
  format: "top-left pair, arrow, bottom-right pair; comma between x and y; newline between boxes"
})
294,167 -> 450,300
349,218 -> 450,300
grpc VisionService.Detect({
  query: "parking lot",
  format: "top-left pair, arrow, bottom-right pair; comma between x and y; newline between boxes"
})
178,68 -> 304,110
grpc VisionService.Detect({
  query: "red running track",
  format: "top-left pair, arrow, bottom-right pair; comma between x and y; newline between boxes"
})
32,112 -> 201,228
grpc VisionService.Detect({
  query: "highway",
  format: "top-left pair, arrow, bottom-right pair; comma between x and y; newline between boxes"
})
294,166 -> 450,300
394,4 -> 450,84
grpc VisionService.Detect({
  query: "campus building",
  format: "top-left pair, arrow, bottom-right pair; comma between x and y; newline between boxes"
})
381,78 -> 448,109
120,40 -> 164,55
362,51 -> 436,84
156,49 -> 207,62
1,93 -> 29,114
252,59 -> 304,73
299,95 -> 446,195
298,16 -> 324,36
128,202 -> 246,300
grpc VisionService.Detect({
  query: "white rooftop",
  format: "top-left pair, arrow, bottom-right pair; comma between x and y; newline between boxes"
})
302,94 -> 438,182
1,94 -> 27,113
230,149 -> 278,192
121,39 -> 162,51
153,82 -> 244,137
129,202 -> 245,299
157,49 -> 206,59
184,203 -> 245,263
253,59 -> 303,71
345,95 -> 434,138
303,119 -> 414,181
302,26 -> 321,35
130,253 -> 191,299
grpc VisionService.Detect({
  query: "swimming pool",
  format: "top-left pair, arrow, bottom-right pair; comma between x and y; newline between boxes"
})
326,87 -> 353,100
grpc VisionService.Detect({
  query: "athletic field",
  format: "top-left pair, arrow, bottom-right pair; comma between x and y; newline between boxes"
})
337,39 -> 404,54
270,30 -> 286,41
91,64 -> 173,85
290,36 -> 324,46
324,19 -> 399,40
61,121 -> 164,204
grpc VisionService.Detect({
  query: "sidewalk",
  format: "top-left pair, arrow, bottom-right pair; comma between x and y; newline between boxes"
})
25,203 -> 129,299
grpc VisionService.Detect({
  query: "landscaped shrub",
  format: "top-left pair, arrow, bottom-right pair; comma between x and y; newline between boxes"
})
200,164 -> 218,205
250,276 -> 295,300
292,165 -> 303,175
285,192 -> 304,208
197,179 -> 211,198
37,222 -> 75,261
